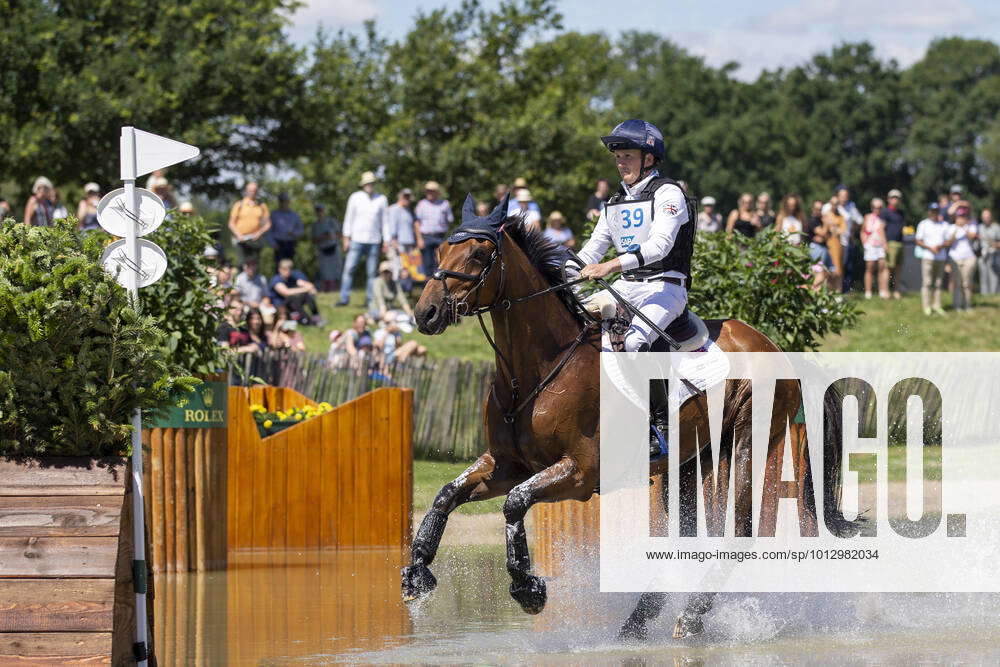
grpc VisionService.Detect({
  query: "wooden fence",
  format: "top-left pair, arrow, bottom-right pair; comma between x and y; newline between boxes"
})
227,386 -> 413,551
0,457 -> 150,664
232,350 -> 494,460
143,427 -> 227,573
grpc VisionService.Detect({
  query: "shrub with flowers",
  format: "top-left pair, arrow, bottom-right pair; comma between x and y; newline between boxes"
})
249,402 -> 334,438
688,229 -> 858,351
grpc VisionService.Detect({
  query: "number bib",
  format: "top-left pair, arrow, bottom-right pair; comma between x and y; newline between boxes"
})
605,200 -> 653,253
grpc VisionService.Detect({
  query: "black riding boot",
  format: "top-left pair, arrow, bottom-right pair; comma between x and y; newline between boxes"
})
649,379 -> 669,460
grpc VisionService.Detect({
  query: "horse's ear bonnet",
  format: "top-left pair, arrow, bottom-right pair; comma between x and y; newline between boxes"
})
447,193 -> 510,245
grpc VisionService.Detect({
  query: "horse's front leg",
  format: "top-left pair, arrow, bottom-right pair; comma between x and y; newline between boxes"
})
402,453 -> 518,602
503,456 -> 587,615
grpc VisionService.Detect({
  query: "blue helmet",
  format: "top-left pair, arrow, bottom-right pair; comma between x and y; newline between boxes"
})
601,119 -> 665,162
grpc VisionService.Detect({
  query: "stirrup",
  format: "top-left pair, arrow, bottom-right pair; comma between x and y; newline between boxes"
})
650,424 -> 668,461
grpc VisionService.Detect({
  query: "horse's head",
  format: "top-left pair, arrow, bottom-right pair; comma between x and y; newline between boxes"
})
415,193 -> 511,335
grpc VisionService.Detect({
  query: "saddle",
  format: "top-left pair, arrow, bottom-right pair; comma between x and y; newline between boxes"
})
604,303 -> 709,353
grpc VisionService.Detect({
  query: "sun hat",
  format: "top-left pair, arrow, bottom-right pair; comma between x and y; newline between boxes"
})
32,176 -> 53,193
359,171 -> 378,186
513,177 -> 528,189
424,180 -> 440,191
547,210 -> 565,222
887,189 -> 902,199
378,260 -> 393,273
700,196 -> 716,206
84,182 -> 100,194
516,189 -> 532,203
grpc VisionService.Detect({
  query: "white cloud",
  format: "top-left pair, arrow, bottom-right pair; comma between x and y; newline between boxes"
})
675,0 -> 990,80
286,0 -> 380,43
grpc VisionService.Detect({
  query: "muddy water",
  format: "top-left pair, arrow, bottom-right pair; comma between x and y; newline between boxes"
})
154,545 -> 1000,665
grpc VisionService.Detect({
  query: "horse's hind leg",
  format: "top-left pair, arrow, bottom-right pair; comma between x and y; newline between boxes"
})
503,456 -> 588,615
619,593 -> 668,641
402,453 -> 520,602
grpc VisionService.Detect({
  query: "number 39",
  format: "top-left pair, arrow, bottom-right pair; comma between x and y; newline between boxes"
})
621,208 -> 644,229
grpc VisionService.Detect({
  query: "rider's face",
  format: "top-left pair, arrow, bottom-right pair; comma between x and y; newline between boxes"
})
615,149 -> 649,186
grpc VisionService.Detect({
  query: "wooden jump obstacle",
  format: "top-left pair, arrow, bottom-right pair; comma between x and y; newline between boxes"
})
0,457 -> 152,665
143,425 -> 227,573
227,386 -> 414,552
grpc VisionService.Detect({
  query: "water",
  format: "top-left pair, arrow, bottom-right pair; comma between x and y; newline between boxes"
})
154,545 -> 1000,665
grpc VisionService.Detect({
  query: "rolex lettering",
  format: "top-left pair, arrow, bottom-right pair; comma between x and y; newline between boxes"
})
606,200 -> 654,253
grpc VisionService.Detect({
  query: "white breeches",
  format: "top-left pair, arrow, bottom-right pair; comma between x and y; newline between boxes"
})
602,279 -> 688,352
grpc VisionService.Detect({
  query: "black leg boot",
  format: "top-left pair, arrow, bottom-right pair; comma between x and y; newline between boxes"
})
649,379 -> 669,460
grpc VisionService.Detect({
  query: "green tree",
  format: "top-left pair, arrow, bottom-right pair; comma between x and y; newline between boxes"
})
0,0 -> 307,197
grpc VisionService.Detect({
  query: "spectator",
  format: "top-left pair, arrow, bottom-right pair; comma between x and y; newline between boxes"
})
476,201 -> 491,217
979,209 -> 1000,295
398,266 -> 415,295
339,171 -> 387,306
386,188 -> 419,278
861,198 -> 889,299
327,329 -> 348,368
915,203 -> 950,316
344,313 -> 374,368
269,258 -> 323,325
948,211 -> 979,312
508,177 -> 541,217
217,298 -> 246,347
235,258 -> 270,308
822,195 -> 846,293
880,189 -> 906,299
513,189 -> 542,232
24,177 -> 55,227
542,210 -> 575,248
937,193 -> 951,222
269,308 -> 306,352
822,185 -> 863,292
227,181 -> 271,264
312,203 -> 342,293
776,194 -> 805,246
374,312 -> 427,369
414,180 -> 454,277
755,192 -> 775,230
585,178 -> 610,222
229,307 -> 268,355
146,173 -> 177,210
269,192 -> 304,262
76,182 -> 101,232
371,261 -> 414,320
0,197 -> 10,219
946,184 -> 964,222
726,193 -> 760,239
494,183 -> 510,208
697,196 -> 721,233
806,199 -> 833,289
50,189 -> 69,220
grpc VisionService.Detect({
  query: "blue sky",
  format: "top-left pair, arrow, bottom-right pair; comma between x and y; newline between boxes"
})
286,0 -> 1000,79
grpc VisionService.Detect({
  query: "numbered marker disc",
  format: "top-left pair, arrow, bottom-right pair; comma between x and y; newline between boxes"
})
100,239 -> 168,289
96,187 -> 166,237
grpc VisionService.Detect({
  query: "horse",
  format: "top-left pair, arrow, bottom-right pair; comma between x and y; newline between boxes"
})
401,207 -> 854,640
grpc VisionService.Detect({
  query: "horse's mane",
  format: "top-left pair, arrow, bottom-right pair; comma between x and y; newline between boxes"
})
502,216 -> 586,325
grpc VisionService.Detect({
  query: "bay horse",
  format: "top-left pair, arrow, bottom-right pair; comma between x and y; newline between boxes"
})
402,201 -> 853,640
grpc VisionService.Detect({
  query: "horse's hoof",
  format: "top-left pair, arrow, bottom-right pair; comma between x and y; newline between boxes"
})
401,563 -> 437,602
510,574 -> 547,614
672,614 -> 704,639
617,616 -> 649,642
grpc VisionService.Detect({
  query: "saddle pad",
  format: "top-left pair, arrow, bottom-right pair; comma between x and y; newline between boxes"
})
669,341 -> 731,410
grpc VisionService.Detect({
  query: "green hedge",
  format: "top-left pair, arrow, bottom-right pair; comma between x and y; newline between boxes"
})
0,219 -> 198,456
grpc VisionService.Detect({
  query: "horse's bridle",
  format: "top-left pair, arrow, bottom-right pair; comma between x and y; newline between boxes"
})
427,234 -> 594,427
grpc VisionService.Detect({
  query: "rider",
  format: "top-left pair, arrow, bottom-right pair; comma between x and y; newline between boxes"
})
577,119 -> 696,458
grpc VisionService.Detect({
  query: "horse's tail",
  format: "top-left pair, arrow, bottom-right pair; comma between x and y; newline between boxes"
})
822,383 -> 863,537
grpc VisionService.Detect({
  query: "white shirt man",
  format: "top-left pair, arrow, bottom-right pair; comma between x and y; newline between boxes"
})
342,184 -> 388,245
915,204 -> 951,315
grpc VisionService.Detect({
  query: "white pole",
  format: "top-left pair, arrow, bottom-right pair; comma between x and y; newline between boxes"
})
121,127 -> 150,666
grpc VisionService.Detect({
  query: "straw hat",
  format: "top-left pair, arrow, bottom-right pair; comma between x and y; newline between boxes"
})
516,189 -> 533,203
32,176 -> 53,193
179,201 -> 195,214
359,171 -> 378,186
424,180 -> 440,192
378,260 -> 393,274
513,177 -> 528,189
548,210 -> 565,222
